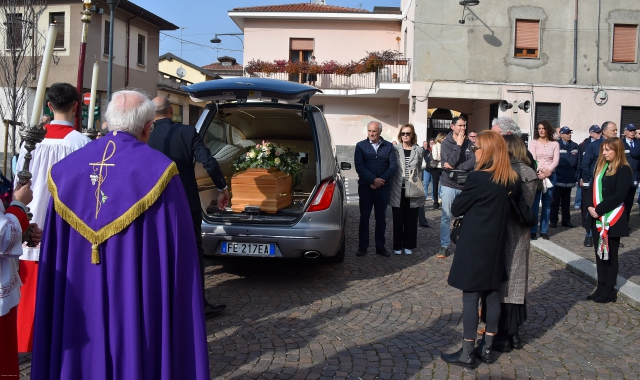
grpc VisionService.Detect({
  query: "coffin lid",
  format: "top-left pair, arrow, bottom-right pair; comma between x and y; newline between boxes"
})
182,78 -> 322,103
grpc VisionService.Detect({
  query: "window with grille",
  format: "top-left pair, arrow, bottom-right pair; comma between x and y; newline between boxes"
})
612,24 -> 638,63
6,13 -> 23,50
514,19 -> 540,58
534,103 -> 561,129
137,34 -> 145,65
103,21 -> 110,55
49,12 -> 65,49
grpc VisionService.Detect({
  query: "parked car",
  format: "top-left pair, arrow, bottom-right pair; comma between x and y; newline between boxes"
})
182,77 -> 351,263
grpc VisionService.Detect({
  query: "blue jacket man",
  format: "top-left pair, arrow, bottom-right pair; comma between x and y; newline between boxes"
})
622,124 -> 640,220
354,121 -> 397,257
550,127 -> 579,228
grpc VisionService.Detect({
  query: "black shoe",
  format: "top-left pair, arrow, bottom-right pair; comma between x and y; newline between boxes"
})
540,233 -> 550,240
530,233 -> 538,240
204,303 -> 226,318
584,236 -> 593,247
433,202 -> 440,210
356,248 -> 367,257
511,333 -> 523,350
586,286 -> 604,300
562,222 -> 577,228
375,247 -> 390,257
482,334 -> 512,353
550,223 -> 558,228
593,292 -> 617,303
419,222 -> 430,228
441,341 -> 477,369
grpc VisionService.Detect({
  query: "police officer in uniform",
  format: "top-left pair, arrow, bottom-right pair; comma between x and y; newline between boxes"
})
550,126 -> 579,228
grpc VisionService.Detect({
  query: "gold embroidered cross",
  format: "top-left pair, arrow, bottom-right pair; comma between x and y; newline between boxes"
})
89,140 -> 116,219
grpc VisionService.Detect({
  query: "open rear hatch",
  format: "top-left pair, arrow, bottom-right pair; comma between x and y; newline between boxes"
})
182,78 -> 324,224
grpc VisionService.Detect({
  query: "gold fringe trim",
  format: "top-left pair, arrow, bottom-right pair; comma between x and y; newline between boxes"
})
47,163 -> 179,264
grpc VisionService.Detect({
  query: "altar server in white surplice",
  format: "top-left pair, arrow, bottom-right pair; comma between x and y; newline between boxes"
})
14,83 -> 90,352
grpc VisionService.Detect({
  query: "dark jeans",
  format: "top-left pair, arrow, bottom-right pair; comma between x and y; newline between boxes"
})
358,183 -> 391,249
191,211 -> 207,304
550,186 -> 573,225
581,187 -> 592,237
431,168 -> 442,203
463,289 -> 500,340
624,187 -> 637,222
591,224 -> 620,295
391,189 -> 419,250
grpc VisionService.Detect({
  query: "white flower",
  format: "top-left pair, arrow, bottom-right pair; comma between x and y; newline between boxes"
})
274,157 -> 281,165
249,150 -> 257,159
275,147 -> 285,156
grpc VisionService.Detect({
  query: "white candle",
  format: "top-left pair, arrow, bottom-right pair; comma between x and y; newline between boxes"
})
30,24 -> 58,128
87,62 -> 99,130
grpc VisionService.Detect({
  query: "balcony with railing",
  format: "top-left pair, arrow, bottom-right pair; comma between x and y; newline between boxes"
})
245,59 -> 411,93
157,72 -> 193,93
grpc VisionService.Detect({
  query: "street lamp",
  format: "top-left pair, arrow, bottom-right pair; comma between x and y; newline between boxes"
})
458,0 -> 480,24
210,33 -> 244,48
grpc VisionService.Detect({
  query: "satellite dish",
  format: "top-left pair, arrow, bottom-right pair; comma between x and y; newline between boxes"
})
176,66 -> 186,78
499,100 -> 513,112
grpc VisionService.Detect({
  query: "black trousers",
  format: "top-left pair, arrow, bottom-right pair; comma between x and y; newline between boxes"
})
463,289 -> 500,340
391,189 -> 419,250
191,211 -> 207,304
624,187 -> 637,222
358,184 -> 391,249
431,168 -> 442,203
550,186 -> 573,225
591,223 -> 620,295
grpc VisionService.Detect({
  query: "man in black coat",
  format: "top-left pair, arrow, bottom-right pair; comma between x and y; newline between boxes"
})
354,121 -> 397,257
622,124 -> 640,222
148,96 -> 229,318
550,127 -> 579,228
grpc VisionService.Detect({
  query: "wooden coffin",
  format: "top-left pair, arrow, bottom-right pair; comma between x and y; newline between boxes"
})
230,168 -> 292,213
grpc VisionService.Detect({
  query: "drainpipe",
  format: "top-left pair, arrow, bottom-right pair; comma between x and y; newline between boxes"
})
571,0 -> 578,84
125,13 -> 140,87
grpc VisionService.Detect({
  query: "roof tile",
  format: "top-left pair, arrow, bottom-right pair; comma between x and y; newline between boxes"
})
232,3 -> 369,13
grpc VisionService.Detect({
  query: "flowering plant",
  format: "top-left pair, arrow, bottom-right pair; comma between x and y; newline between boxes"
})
232,141 -> 304,180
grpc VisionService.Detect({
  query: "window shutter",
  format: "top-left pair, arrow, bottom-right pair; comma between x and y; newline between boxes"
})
515,20 -> 539,50
290,38 -> 314,51
621,106 -> 640,129
612,24 -> 638,63
534,103 -> 560,129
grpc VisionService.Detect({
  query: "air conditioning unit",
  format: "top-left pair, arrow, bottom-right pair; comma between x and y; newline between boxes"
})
313,0 -> 326,4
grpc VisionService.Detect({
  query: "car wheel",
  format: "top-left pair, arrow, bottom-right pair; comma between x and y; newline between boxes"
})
326,233 -> 345,264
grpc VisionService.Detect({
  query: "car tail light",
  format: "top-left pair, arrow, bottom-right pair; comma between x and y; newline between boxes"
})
307,179 -> 336,212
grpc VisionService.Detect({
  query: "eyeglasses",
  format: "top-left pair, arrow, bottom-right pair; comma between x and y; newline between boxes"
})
471,145 -> 481,153
400,132 -> 413,136
468,135 -> 477,138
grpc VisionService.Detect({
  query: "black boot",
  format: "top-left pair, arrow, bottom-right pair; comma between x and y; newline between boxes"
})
441,339 -> 477,369
586,283 -> 604,300
593,289 -> 617,303
511,332 -> 523,349
476,334 -> 497,364
487,333 -> 512,353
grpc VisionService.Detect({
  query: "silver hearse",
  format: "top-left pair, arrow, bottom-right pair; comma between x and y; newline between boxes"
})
183,78 -> 351,263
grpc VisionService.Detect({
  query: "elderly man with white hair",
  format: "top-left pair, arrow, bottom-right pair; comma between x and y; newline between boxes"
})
31,89 -> 210,380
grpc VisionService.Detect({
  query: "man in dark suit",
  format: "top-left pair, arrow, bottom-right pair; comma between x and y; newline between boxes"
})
622,124 -> 640,222
148,96 -> 229,318
354,121 -> 397,257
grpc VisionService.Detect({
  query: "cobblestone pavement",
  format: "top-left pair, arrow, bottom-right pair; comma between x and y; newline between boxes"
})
19,204 -> 640,379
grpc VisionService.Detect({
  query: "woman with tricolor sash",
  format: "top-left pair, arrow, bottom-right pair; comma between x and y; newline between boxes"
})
584,137 -> 632,303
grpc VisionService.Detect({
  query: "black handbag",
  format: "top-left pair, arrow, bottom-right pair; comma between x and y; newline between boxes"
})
508,191 -> 537,227
447,169 -> 468,185
450,217 -> 463,244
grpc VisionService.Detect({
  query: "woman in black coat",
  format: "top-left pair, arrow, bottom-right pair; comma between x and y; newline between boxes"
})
440,131 -> 525,368
584,137 -> 632,303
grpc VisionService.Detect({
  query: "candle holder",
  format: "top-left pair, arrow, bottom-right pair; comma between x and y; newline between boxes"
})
81,127 -> 99,140
16,121 -> 47,246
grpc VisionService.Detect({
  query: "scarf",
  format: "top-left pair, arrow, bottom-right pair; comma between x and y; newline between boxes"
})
593,162 -> 625,260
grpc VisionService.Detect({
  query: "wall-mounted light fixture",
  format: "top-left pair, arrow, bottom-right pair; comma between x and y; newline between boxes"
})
459,0 -> 480,24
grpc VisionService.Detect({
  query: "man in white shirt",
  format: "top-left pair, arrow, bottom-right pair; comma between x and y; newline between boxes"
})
14,83 -> 90,352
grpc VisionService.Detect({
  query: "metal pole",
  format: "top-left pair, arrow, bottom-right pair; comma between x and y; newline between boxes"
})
106,0 -> 120,100
76,0 -> 93,131
3,120 -> 9,175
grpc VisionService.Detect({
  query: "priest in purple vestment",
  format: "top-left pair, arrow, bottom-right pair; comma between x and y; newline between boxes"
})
31,90 -> 210,380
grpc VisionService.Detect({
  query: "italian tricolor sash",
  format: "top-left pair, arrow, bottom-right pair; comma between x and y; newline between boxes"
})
593,162 -> 625,260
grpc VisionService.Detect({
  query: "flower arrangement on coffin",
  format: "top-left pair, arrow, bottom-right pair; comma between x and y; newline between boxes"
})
232,141 -> 304,186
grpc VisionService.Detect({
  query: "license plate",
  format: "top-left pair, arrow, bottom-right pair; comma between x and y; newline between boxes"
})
221,242 -> 275,256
